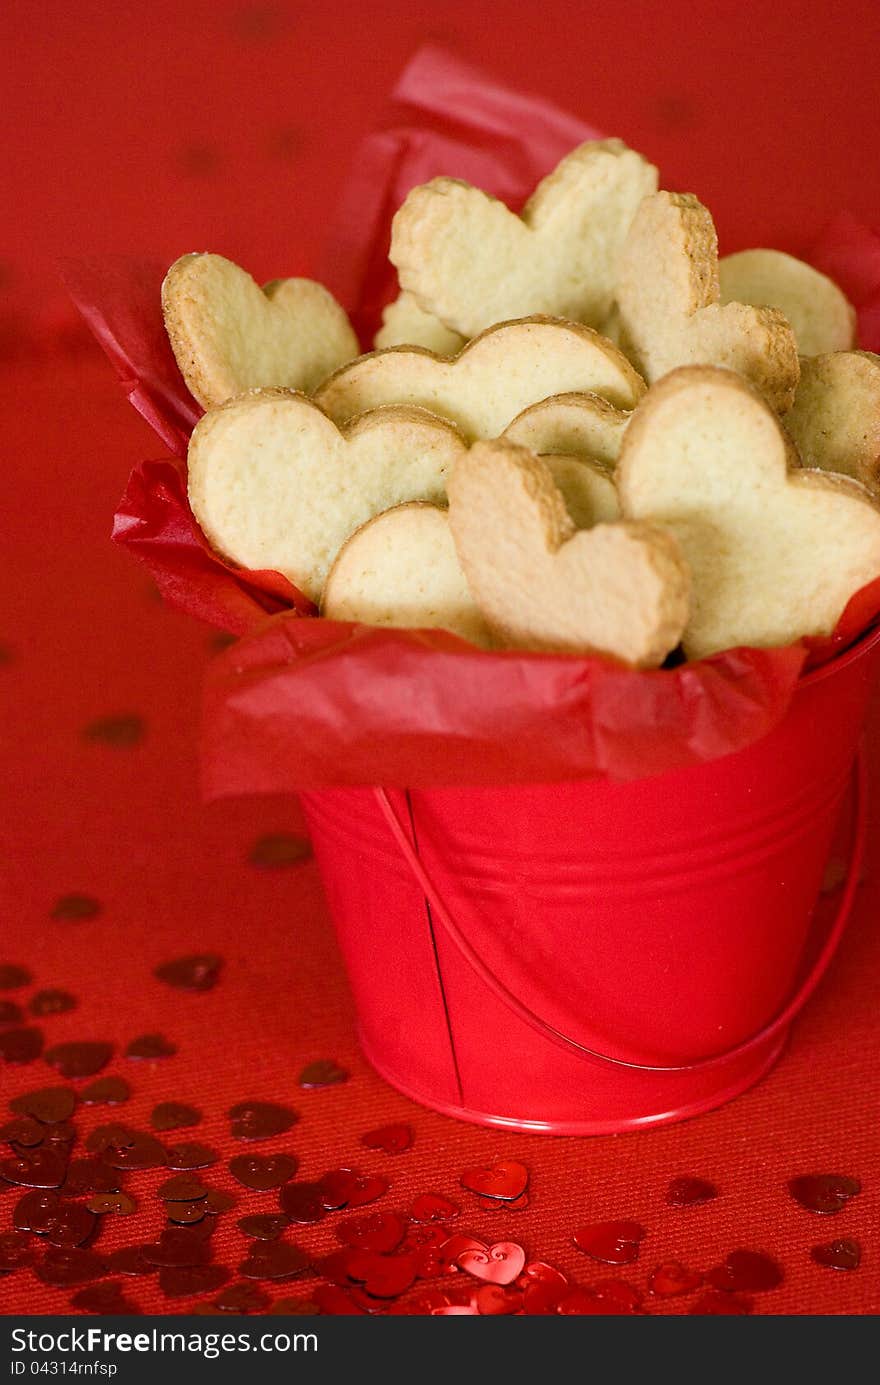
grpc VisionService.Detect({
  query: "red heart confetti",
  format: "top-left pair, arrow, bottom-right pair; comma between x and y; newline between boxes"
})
409,1192 -> 460,1223
36,1247 -> 108,1287
157,1173 -> 208,1201
0,1001 -> 24,1026
279,1182 -> 327,1224
105,1247 -> 154,1276
237,1214 -> 291,1241
477,1191 -> 530,1212
248,834 -> 312,868
10,1087 -> 76,1123
666,1176 -> 718,1207
86,1193 -> 136,1216
239,1241 -> 312,1281
80,1076 -> 130,1106
14,1190 -> 61,1233
164,1143 -> 220,1170
337,1211 -> 406,1254
361,1124 -> 413,1154
0,1028 -> 44,1063
1,1116 -> 45,1147
810,1238 -> 861,1271
125,1033 -> 176,1060
689,1290 -> 754,1315
70,1281 -> 140,1315
44,1042 -> 113,1078
61,1157 -> 120,1197
229,1101 -> 299,1141
310,1285 -> 367,1315
648,1260 -> 704,1297
0,1148 -> 68,1189
50,896 -> 101,922
706,1250 -> 784,1293
151,1102 -> 201,1132
460,1160 -> 529,1202
299,1059 -> 349,1088
346,1249 -> 419,1299
229,1154 -> 298,1191
214,1281 -> 271,1313
457,1240 -> 525,1286
159,1265 -> 231,1299
519,1263 -> 569,1315
28,990 -> 77,1018
573,1221 -> 646,1265
0,965 -> 32,990
592,1279 -> 644,1313
82,714 -> 145,748
788,1174 -> 862,1214
154,954 -> 223,993
556,1287 -> 608,1314
0,1230 -> 36,1272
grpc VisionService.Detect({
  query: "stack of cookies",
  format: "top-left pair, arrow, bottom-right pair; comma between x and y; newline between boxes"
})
161,139 -> 880,667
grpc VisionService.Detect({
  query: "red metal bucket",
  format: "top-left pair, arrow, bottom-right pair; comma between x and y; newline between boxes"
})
300,628 -> 880,1134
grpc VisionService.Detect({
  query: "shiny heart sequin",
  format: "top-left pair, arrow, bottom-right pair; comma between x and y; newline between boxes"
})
0,1148 -> 68,1189
457,1240 -> 525,1286
298,1059 -> 349,1088
788,1174 -> 862,1214
44,1042 -> 113,1078
361,1124 -> 413,1154
573,1220 -> 646,1265
228,1100 -> 299,1141
666,1176 -> 718,1207
10,1087 -> 76,1124
810,1238 -> 861,1271
278,1181 -> 327,1224
228,1154 -> 298,1191
336,1211 -> 406,1254
164,1142 -> 219,1171
706,1250 -> 783,1292
237,1214 -> 290,1241
476,1283 -> 523,1315
150,1102 -> 201,1132
409,1193 -> 460,1223
346,1250 -> 419,1299
649,1260 -> 704,1297
689,1290 -> 754,1315
159,1264 -> 231,1299
125,1033 -> 176,1060
0,1028 -> 44,1063
80,1077 -> 130,1106
239,1241 -> 311,1281
154,954 -> 223,993
460,1160 -> 528,1202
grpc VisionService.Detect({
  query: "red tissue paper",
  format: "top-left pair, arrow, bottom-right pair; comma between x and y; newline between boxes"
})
66,45 -> 880,790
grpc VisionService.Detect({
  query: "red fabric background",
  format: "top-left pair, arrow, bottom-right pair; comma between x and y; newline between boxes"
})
2,1 -> 879,1316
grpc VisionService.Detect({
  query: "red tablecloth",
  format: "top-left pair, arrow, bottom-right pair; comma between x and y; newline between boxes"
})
2,0 -> 879,1317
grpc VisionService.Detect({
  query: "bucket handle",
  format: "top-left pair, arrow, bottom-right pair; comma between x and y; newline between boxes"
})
373,747 -> 867,1074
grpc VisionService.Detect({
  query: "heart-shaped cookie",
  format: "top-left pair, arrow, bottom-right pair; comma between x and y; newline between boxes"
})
447,439 -> 689,666
322,503 -> 491,646
187,390 -> 464,602
617,365 -> 880,659
375,291 -> 465,354
390,140 -> 657,337
718,249 -> 855,356
314,317 -> 646,438
616,192 -> 799,412
785,351 -> 880,495
502,390 -> 630,467
162,252 -> 359,407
